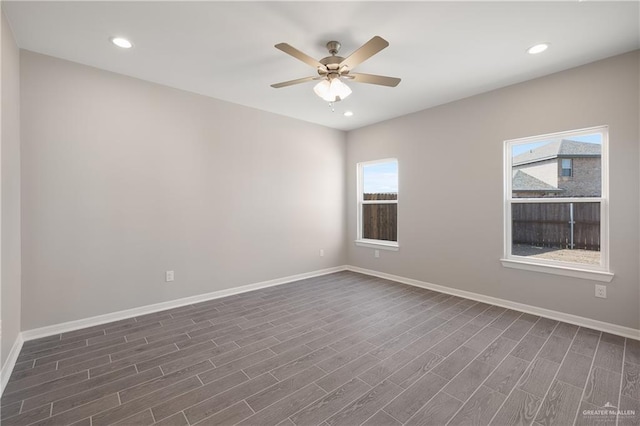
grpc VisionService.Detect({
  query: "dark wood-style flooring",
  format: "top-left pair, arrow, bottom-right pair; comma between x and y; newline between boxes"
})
2,271 -> 639,425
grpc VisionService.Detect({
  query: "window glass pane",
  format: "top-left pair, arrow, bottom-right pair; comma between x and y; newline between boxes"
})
363,161 -> 398,196
360,160 -> 398,242
363,203 -> 397,241
511,133 -> 601,198
511,202 -> 600,265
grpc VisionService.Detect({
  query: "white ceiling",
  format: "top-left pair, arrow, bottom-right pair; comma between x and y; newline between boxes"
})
4,1 -> 639,131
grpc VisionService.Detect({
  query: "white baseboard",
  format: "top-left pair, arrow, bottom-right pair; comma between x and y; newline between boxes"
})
21,265 -> 348,342
1,333 -> 24,396
346,266 -> 640,340
18,264 -> 640,342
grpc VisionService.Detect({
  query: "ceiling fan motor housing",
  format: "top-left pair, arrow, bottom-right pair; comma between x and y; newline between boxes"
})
319,41 -> 347,77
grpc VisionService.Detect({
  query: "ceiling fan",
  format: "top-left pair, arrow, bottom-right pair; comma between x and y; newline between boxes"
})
271,36 -> 401,102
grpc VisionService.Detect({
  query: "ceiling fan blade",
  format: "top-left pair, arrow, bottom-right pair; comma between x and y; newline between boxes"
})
271,76 -> 316,88
349,73 -> 401,87
339,36 -> 389,70
275,43 -> 323,68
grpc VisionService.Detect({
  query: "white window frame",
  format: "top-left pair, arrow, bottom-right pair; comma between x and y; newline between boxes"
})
355,158 -> 399,251
501,126 -> 613,282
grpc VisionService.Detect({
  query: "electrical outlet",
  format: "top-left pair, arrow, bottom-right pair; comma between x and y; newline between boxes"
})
319,249 -> 324,257
374,250 -> 380,258
166,270 -> 175,282
595,284 -> 606,298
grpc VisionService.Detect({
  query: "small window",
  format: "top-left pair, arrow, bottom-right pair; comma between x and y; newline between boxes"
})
356,159 -> 398,249
503,127 -> 611,281
561,159 -> 572,177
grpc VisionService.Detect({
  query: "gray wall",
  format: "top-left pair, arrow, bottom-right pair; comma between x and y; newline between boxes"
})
1,11 -> 22,364
347,51 -> 640,329
20,51 -> 347,330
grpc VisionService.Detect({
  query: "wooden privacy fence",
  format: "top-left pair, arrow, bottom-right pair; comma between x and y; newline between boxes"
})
363,193 -> 398,242
512,202 -> 600,250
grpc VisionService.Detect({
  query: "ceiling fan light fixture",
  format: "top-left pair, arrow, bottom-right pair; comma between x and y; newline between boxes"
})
330,78 -> 352,101
314,77 -> 352,102
313,79 -> 331,99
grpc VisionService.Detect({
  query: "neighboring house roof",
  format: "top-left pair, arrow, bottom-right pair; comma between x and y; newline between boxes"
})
513,139 -> 601,166
512,170 -> 563,192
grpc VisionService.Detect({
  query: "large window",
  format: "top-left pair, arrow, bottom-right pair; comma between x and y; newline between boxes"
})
503,127 -> 612,281
356,159 -> 398,250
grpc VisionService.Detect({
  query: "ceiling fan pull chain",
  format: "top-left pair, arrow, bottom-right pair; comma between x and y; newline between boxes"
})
328,101 -> 335,112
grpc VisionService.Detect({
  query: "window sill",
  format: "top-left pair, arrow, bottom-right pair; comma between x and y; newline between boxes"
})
500,258 -> 614,282
355,240 -> 399,251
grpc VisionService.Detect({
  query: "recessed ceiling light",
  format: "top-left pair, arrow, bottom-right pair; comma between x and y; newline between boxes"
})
344,111 -> 354,117
111,37 -> 133,49
527,43 -> 549,55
